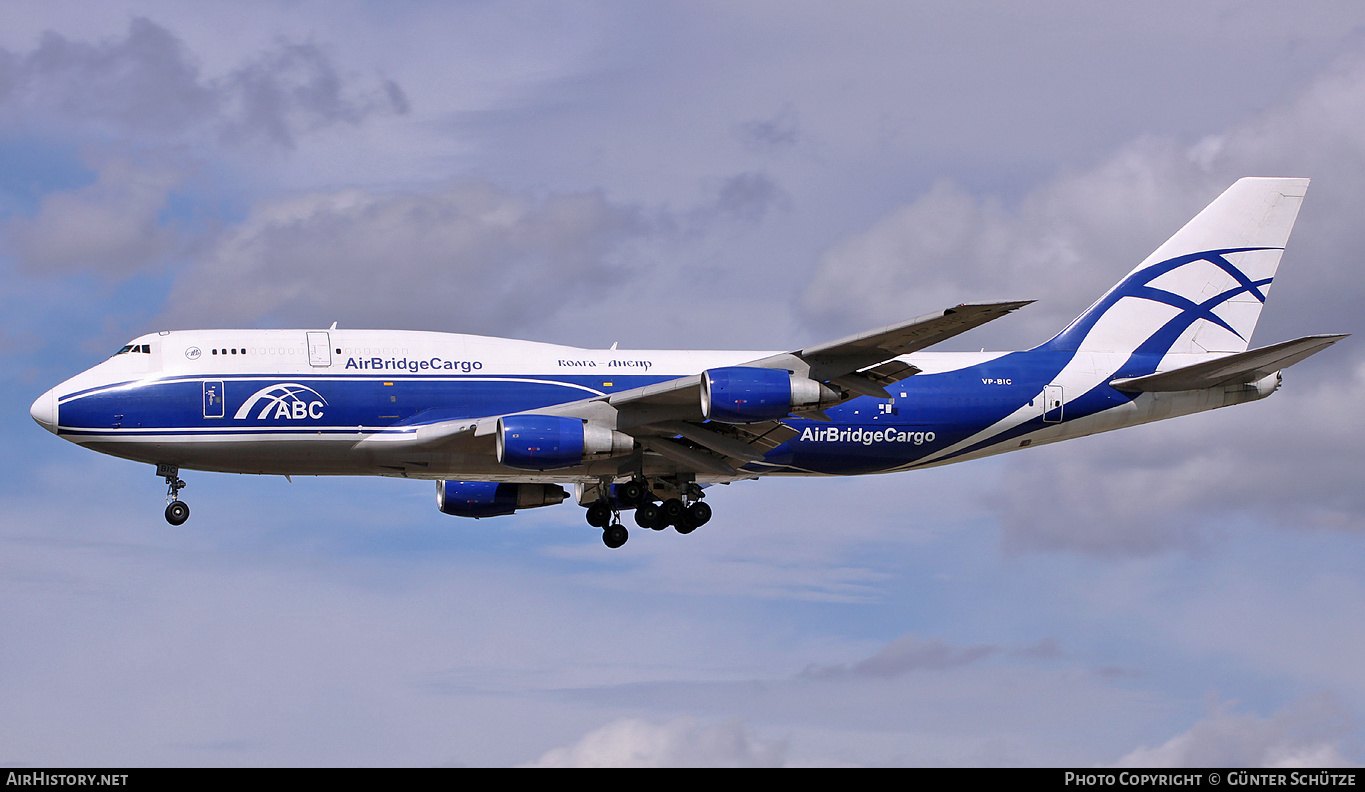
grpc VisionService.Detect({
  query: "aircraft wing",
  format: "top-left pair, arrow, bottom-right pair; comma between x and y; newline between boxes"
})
354,300 -> 1032,469
600,299 -> 1033,422
746,300 -> 1033,382
1110,334 -> 1348,392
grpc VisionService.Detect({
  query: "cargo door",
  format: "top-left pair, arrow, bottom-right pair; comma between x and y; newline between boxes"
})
1043,384 -> 1064,423
307,332 -> 332,367
203,380 -> 225,419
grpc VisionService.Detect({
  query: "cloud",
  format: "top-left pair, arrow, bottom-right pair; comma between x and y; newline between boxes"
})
0,18 -> 214,135
1115,697 -> 1355,768
987,359 -> 1365,556
683,171 -> 789,232
800,144 -> 1226,347
800,52 -> 1365,349
737,103 -> 800,151
524,716 -> 787,767
215,39 -> 408,150
711,171 -> 788,224
158,182 -> 648,333
0,17 -> 406,149
800,634 -> 997,679
2,152 -> 182,275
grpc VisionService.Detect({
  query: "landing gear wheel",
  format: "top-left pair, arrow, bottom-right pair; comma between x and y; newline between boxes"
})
165,500 -> 190,526
586,502 -> 612,528
635,502 -> 664,530
603,523 -> 629,549
160,465 -> 189,525
617,479 -> 648,506
660,498 -> 686,525
676,502 -> 711,534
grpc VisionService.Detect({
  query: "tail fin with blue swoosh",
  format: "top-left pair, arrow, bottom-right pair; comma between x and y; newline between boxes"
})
1041,177 -> 1309,357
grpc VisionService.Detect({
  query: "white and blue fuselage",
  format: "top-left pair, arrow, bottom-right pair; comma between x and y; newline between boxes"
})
30,328 -> 1279,481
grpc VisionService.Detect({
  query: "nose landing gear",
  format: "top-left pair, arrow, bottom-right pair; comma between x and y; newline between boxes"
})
159,464 -> 189,526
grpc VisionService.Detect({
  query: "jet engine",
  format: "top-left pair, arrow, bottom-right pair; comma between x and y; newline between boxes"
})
700,366 -> 841,423
496,414 -> 634,470
436,480 -> 568,518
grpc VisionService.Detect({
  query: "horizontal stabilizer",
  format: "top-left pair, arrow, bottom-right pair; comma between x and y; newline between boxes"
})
1110,334 -> 1347,392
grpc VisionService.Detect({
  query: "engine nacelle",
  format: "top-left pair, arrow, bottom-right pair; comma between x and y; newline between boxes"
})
496,414 -> 634,470
1252,371 -> 1282,399
700,367 -> 841,423
436,480 -> 568,518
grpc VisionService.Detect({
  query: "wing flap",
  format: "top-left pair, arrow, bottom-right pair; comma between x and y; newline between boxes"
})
648,419 -> 799,462
351,418 -> 485,451
640,436 -> 739,476
829,360 -> 922,398
1111,334 -> 1347,392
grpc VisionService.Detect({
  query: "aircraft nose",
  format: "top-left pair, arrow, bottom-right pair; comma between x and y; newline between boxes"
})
30,388 -> 56,433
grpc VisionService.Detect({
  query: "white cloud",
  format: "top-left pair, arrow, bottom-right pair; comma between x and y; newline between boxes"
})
802,52 -> 1365,349
158,182 -> 648,333
987,359 -> 1365,556
1116,697 -> 1355,768
524,716 -> 786,768
2,152 -> 182,275
801,143 -> 1230,348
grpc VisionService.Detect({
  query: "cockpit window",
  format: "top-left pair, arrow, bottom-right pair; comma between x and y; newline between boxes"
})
115,344 -> 151,355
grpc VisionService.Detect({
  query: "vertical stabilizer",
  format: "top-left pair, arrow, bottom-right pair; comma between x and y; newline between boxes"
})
1042,177 -> 1309,355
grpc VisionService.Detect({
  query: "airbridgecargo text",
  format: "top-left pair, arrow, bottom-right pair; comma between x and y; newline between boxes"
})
800,426 -> 936,445
345,357 -> 482,372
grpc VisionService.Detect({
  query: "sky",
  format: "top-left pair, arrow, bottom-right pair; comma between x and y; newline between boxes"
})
2,0 -> 1364,767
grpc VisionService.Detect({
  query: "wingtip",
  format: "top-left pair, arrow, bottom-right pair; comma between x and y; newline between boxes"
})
951,299 -> 1035,312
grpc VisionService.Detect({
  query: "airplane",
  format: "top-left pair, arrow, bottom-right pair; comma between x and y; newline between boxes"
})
29,177 -> 1347,548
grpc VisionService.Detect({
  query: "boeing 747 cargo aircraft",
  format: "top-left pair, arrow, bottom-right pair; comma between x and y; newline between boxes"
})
30,178 -> 1346,547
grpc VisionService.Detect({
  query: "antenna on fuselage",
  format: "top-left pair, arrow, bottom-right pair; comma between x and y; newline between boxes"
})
329,321 -> 338,330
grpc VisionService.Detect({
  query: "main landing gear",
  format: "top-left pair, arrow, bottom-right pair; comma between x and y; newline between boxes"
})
585,500 -> 629,549
583,478 -> 713,548
159,464 -> 189,526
